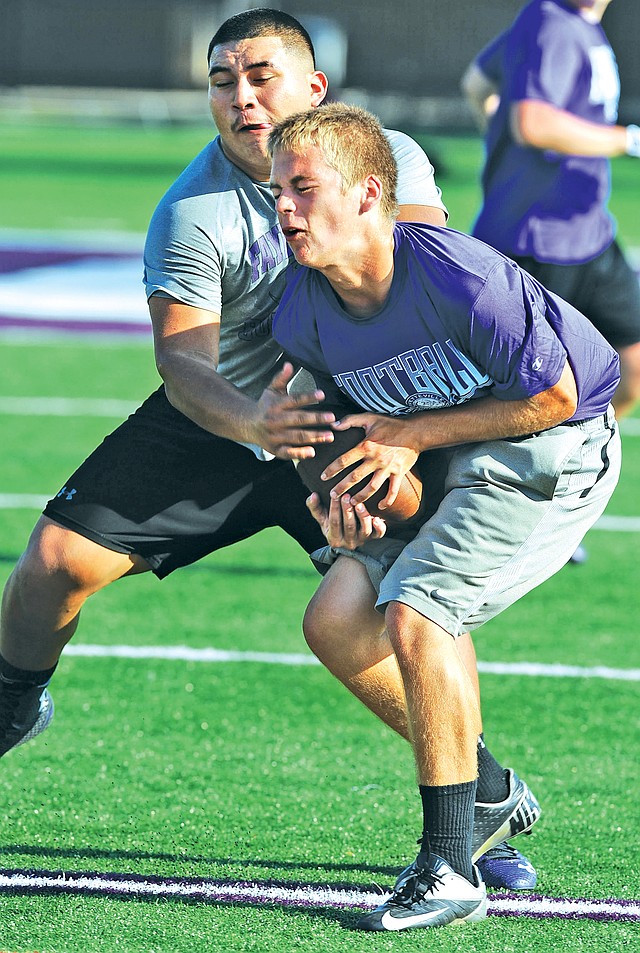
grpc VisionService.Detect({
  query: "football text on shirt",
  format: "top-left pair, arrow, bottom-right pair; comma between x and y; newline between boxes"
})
333,340 -> 493,414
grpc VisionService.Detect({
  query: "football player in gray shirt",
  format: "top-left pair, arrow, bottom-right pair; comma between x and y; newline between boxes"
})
0,8 -> 535,890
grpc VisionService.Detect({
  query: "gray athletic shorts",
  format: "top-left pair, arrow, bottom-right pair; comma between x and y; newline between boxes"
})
313,408 -> 620,636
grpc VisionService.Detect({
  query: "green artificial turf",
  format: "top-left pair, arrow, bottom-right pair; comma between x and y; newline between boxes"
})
0,121 -> 638,952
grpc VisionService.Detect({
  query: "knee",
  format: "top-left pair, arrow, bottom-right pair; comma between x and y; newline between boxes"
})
385,602 -> 415,658
11,517 -> 116,597
303,591 -> 342,657
385,601 -> 451,660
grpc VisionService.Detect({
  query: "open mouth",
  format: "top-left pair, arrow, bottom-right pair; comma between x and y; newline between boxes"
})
237,122 -> 271,133
282,227 -> 304,240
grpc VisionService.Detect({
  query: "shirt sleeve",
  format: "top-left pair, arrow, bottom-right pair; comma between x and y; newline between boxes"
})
475,29 -> 508,85
506,14 -> 583,110
465,259 -> 567,401
143,195 -> 223,313
384,129 -> 448,216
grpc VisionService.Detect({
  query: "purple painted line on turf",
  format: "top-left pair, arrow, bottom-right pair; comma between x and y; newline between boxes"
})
0,247 -> 138,273
0,314 -> 150,335
0,870 -> 638,923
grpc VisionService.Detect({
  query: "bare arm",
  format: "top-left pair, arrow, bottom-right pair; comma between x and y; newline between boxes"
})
512,100 -> 629,156
397,204 -> 447,227
323,361 -> 578,505
149,296 -> 336,459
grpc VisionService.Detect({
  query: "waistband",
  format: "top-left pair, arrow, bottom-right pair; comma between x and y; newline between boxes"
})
563,405 -> 616,433
511,405 -> 616,442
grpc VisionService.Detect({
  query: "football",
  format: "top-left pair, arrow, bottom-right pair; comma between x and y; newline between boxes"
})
296,407 -> 425,526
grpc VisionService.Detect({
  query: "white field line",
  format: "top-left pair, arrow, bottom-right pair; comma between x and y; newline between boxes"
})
1,396 -> 640,433
62,643 -> 640,681
0,396 -> 139,417
0,492 -> 638,532
0,870 -> 637,923
0,494 -> 50,508
621,417 -> 640,435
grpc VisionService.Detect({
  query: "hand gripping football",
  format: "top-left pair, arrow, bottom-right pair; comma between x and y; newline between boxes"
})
296,405 -> 425,526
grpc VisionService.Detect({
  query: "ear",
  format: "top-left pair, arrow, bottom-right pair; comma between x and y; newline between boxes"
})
309,71 -> 329,107
360,174 -> 383,213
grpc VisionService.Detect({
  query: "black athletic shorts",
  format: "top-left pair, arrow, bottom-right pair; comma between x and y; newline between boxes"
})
513,241 -> 640,349
44,386 -> 326,578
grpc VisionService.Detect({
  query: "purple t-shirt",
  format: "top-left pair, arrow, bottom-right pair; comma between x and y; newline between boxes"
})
472,0 -> 619,264
272,223 -> 619,421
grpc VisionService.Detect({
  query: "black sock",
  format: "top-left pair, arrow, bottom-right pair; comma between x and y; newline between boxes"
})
0,652 -> 57,688
476,734 -> 510,803
419,780 -> 476,882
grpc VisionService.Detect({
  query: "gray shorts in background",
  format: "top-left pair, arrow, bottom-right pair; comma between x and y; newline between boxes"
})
314,408 -> 621,637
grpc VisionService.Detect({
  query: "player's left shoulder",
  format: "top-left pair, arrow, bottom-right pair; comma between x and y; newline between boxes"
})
396,222 -> 505,304
383,128 -> 429,168
396,220 -> 484,262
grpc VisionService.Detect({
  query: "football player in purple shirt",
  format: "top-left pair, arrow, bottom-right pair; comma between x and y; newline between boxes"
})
268,103 -> 621,932
462,0 -> 640,419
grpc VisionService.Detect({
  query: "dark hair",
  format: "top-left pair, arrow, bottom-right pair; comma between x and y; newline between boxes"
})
207,8 -> 315,66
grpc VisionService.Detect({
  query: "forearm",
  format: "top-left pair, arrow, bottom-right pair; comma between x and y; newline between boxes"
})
158,350 -> 263,445
512,100 -> 629,157
404,391 -> 574,452
150,296 -> 337,458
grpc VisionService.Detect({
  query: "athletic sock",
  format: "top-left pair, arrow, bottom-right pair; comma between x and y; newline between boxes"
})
476,734 -> 510,803
0,652 -> 57,689
419,780 -> 476,882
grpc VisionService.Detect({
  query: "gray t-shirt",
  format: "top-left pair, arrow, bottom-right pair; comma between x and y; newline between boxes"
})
143,130 -> 446,456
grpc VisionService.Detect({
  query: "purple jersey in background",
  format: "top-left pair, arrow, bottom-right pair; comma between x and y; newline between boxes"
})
273,223 -> 619,422
472,0 -> 620,264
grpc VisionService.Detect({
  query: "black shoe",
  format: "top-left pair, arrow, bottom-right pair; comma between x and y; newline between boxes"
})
472,769 -> 541,862
0,680 -> 54,757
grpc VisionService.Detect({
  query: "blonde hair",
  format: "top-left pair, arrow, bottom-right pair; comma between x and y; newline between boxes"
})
269,104 -> 398,220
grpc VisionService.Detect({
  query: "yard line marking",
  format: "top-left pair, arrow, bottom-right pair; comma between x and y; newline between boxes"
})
595,514 -> 640,532
62,643 -> 640,681
66,644 -> 322,666
0,396 -> 139,417
0,494 -> 50,508
620,418 -> 640,436
1,492 -> 639,533
0,870 -> 637,922
476,660 -> 640,681
0,396 -> 639,436
0,395 -> 640,437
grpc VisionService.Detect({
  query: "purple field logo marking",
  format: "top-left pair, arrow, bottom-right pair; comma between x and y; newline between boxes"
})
1,233 -> 639,339
0,234 -> 150,336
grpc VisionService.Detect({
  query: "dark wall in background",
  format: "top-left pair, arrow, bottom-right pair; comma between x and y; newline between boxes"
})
1,1 -> 638,120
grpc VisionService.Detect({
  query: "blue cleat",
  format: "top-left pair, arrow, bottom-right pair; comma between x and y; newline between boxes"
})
476,841 -> 538,890
568,543 -> 588,564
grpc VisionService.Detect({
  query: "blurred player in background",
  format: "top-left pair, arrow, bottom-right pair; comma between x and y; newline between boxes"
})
268,102 -> 621,932
462,0 -> 640,421
1,8 -> 540,891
